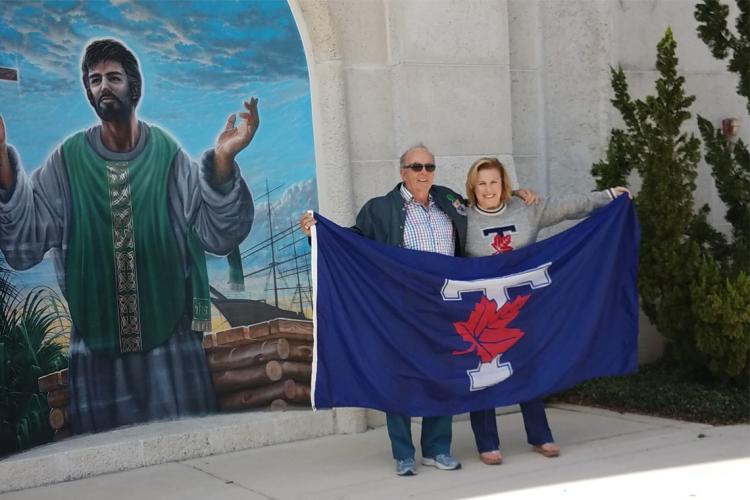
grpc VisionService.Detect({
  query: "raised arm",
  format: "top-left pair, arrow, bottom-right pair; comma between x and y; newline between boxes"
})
536,187 -> 629,229
170,97 -> 260,254
170,148 -> 254,255
0,137 -> 68,269
0,116 -> 14,190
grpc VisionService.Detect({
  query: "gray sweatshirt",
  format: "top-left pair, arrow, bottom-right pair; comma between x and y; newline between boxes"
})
465,190 -> 615,257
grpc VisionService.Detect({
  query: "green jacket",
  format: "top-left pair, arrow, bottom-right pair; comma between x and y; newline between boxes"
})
352,183 -> 468,256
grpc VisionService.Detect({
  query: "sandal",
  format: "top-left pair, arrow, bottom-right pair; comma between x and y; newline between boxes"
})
532,443 -> 560,458
479,450 -> 503,465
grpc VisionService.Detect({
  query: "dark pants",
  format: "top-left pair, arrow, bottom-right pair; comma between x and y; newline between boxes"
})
386,413 -> 453,460
469,400 -> 553,453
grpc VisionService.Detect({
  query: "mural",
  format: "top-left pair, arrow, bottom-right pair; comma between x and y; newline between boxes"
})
0,0 -> 317,453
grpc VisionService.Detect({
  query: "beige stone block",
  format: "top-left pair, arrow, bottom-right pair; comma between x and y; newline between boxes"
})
513,155 -> 546,195
333,408 -> 368,434
206,421 -> 275,454
142,431 -> 211,466
366,409 -> 387,429
0,455 -> 69,494
328,0 -> 388,64
63,441 -> 144,480
511,70 -> 541,156
393,64 -> 513,156
308,59 -> 356,226
351,160 -> 400,213
508,0 -> 540,69
541,0 -> 611,194
272,409 -> 336,441
345,68 -> 395,162
389,0 -> 510,65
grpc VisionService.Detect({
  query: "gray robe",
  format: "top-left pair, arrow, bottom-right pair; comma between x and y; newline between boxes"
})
0,122 -> 254,433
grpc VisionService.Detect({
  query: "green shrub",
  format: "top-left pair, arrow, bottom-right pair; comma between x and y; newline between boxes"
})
0,263 -> 69,454
592,22 -> 749,383
552,360 -> 749,425
695,0 -> 750,116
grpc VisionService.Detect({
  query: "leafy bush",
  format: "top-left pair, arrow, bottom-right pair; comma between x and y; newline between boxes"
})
0,263 -> 69,454
551,360 -> 749,425
592,23 -> 749,383
696,0 -> 749,116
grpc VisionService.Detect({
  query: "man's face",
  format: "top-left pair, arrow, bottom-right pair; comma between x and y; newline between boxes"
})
400,148 -> 435,200
86,60 -> 134,123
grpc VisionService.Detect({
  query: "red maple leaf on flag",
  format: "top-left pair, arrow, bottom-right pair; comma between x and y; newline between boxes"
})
491,233 -> 513,254
452,295 -> 530,363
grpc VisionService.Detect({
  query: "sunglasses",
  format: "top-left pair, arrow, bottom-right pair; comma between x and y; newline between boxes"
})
402,162 -> 436,172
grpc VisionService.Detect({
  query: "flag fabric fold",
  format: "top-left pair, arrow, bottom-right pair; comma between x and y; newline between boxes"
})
311,196 -> 640,416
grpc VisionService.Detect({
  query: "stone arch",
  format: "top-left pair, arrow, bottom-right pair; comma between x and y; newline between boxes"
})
287,0 -> 356,226
286,1 -> 366,433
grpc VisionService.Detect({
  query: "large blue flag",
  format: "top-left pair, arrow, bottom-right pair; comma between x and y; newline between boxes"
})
311,196 -> 640,416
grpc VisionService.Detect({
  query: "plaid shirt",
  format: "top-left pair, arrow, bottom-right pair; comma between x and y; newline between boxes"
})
400,184 -> 456,256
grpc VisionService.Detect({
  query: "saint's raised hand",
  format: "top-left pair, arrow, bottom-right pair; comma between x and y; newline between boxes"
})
215,97 -> 260,161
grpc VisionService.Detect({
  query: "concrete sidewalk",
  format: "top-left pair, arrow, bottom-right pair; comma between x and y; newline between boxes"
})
1,404 -> 748,499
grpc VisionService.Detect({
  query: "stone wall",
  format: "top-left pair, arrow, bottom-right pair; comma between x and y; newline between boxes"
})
289,0 -> 749,419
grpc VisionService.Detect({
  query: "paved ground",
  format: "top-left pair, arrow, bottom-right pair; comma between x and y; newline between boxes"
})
1,404 -> 748,499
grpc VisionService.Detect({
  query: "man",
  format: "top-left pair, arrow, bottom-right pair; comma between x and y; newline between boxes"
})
0,39 -> 257,433
302,145 -> 467,475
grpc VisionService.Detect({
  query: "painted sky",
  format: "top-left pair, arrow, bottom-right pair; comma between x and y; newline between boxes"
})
0,0 -> 318,307
0,0 -> 315,191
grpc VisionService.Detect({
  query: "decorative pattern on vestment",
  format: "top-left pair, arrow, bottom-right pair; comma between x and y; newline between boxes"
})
192,298 -> 212,332
107,161 -> 142,353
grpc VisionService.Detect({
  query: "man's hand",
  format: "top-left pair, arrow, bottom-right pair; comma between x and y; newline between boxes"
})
514,188 -> 539,205
0,115 -> 14,190
213,97 -> 260,184
300,212 -> 317,237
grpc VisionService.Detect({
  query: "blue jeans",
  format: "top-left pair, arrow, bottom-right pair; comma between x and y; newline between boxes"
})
469,400 -> 553,452
386,413 -> 453,460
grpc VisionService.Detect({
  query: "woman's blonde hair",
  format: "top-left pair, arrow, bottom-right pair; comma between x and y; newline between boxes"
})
465,157 -> 513,207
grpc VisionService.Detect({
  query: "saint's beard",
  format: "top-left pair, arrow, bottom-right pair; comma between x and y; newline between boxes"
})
92,91 -> 135,123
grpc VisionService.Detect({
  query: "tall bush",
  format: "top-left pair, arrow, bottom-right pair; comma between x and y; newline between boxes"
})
696,0 -> 749,115
693,0 -> 750,380
592,25 -> 749,382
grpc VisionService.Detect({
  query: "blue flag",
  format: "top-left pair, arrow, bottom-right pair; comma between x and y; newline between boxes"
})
311,196 -> 640,416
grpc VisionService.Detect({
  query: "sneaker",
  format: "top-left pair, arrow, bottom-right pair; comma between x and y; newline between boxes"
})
421,453 -> 461,470
395,458 -> 417,476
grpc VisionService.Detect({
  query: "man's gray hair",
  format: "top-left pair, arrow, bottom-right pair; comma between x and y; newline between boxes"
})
399,143 -> 432,167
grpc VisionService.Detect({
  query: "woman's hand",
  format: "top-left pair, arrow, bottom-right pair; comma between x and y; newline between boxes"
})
611,186 -> 632,199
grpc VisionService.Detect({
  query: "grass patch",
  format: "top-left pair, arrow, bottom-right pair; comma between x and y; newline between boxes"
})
549,360 -> 749,425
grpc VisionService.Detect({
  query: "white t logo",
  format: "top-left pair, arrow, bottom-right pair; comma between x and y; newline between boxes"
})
441,262 -> 552,307
442,262 -> 552,390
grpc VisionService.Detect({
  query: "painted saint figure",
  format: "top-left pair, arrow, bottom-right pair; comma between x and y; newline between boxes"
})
0,39 -> 257,433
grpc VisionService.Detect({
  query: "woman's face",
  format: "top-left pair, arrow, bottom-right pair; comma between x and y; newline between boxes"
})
474,167 -> 504,210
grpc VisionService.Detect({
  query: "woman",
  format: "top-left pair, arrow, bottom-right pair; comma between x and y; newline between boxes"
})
464,157 -> 629,465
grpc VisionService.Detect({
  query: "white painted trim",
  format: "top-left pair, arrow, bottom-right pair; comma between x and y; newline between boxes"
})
309,211 -> 319,410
